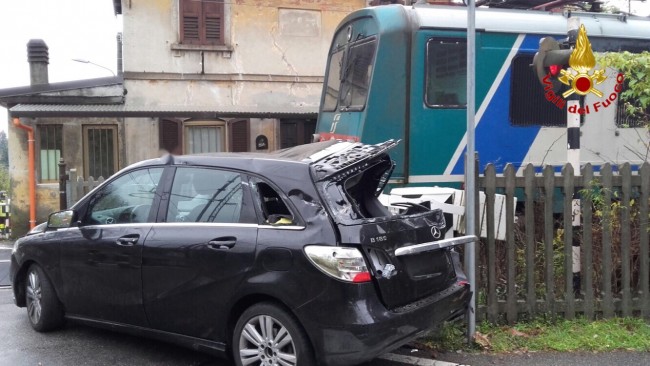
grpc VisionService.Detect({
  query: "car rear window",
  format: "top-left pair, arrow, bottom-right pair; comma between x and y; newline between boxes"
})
321,160 -> 394,222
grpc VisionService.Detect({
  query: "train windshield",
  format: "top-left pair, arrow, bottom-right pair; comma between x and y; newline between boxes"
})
323,37 -> 377,112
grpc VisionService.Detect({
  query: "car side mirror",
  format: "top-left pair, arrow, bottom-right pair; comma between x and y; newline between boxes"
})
47,210 -> 75,230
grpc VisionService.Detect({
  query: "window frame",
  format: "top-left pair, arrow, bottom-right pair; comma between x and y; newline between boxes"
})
82,167 -> 165,226
83,125 -> 119,179
321,36 -> 378,112
164,166 -> 256,224
424,37 -> 468,109
183,121 -> 227,154
37,124 -> 63,183
249,176 -> 303,228
178,0 -> 229,48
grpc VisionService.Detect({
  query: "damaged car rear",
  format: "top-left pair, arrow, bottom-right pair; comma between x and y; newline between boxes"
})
298,139 -> 473,365
10,139 -> 472,366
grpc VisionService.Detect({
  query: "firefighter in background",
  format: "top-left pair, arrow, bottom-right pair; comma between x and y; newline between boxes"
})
0,191 -> 9,238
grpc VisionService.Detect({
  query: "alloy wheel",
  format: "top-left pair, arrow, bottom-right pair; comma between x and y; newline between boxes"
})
239,314 -> 297,366
26,269 -> 43,325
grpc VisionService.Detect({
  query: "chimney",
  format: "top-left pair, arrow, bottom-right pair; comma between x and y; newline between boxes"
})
116,32 -> 123,77
27,39 -> 49,85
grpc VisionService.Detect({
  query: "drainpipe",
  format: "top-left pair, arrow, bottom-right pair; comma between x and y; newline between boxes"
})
13,118 -> 36,229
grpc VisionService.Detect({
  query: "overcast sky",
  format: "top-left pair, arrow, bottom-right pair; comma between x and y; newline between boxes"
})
0,0 -> 121,133
0,1 -> 648,134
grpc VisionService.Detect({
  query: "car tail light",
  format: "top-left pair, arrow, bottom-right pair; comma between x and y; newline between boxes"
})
304,246 -> 372,283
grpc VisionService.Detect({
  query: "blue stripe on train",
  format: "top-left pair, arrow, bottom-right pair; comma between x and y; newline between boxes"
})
450,34 -> 562,175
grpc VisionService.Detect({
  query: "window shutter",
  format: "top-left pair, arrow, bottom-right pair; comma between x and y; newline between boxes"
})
181,0 -> 201,45
203,0 -> 224,45
160,119 -> 182,155
230,119 -> 249,152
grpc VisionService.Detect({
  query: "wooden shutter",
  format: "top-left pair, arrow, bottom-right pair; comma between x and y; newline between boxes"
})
230,119 -> 249,152
181,0 -> 201,44
204,0 -> 224,45
180,0 -> 224,45
160,119 -> 182,155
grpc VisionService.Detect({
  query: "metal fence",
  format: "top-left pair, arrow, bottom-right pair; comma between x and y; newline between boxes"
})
475,162 -> 650,323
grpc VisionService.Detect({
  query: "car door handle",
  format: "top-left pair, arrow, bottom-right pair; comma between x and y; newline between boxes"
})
207,237 -> 237,250
116,235 -> 139,246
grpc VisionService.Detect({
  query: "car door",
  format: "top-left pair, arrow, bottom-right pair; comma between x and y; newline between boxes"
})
142,166 -> 258,340
59,167 -> 164,326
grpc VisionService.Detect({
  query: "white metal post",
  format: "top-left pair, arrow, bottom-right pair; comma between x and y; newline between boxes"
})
465,0 -> 477,342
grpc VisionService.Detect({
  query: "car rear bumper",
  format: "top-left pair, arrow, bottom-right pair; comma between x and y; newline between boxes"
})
294,280 -> 471,366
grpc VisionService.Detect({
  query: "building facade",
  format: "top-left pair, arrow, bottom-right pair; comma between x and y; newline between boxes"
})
2,0 -> 365,236
119,0 -> 365,158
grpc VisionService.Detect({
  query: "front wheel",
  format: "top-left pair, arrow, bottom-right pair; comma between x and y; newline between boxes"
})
232,302 -> 315,366
25,264 -> 64,332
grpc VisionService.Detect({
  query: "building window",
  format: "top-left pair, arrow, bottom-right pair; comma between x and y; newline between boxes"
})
83,125 -> 118,179
425,38 -> 467,108
180,0 -> 225,45
38,125 -> 62,182
509,54 -> 566,126
184,122 -> 226,154
280,119 -> 316,149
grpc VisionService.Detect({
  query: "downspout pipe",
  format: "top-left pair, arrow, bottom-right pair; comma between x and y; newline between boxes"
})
12,118 -> 36,229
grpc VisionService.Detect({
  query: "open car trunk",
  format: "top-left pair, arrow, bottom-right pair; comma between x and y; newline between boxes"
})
311,140 -> 472,309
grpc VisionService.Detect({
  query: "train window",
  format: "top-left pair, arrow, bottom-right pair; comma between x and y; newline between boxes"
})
425,38 -> 467,108
323,49 -> 344,111
322,38 -> 377,112
510,54 -> 566,126
339,39 -> 377,111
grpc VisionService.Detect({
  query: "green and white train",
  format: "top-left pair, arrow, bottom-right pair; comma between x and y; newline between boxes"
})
315,4 -> 650,184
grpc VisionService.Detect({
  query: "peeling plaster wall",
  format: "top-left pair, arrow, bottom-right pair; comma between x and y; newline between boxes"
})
8,121 -> 31,236
124,117 -> 160,165
119,0 -> 363,163
123,0 -> 364,77
125,79 -> 320,108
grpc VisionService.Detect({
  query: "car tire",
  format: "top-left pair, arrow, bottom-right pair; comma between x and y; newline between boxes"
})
232,302 -> 315,366
25,264 -> 64,332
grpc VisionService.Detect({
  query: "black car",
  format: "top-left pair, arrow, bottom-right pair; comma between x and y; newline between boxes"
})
10,139 -> 472,366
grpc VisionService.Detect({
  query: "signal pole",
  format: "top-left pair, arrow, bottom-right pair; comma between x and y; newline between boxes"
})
566,18 -> 581,296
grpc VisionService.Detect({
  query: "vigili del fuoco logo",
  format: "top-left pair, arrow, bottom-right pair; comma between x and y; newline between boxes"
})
541,25 -> 624,115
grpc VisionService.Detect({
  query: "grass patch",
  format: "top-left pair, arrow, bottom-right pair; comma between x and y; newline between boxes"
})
422,317 -> 650,353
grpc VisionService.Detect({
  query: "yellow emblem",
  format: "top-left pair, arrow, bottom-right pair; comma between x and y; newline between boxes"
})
559,25 -> 607,98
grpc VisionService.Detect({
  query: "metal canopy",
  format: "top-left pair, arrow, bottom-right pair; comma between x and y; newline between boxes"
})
9,103 -> 318,119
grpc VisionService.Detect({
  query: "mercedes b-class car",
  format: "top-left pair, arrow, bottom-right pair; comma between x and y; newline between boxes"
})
11,140 -> 472,366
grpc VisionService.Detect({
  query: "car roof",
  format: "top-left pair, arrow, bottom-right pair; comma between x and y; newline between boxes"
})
127,140 -> 341,172
127,139 -> 399,179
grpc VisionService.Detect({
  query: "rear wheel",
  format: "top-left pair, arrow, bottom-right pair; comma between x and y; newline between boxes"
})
25,264 -> 64,332
232,302 -> 315,366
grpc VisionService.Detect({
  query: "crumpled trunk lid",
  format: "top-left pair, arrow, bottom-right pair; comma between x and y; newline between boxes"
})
337,209 -> 458,310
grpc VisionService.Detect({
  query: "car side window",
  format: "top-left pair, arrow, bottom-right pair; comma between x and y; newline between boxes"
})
251,179 -> 295,226
84,168 -> 164,225
166,167 -> 251,224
